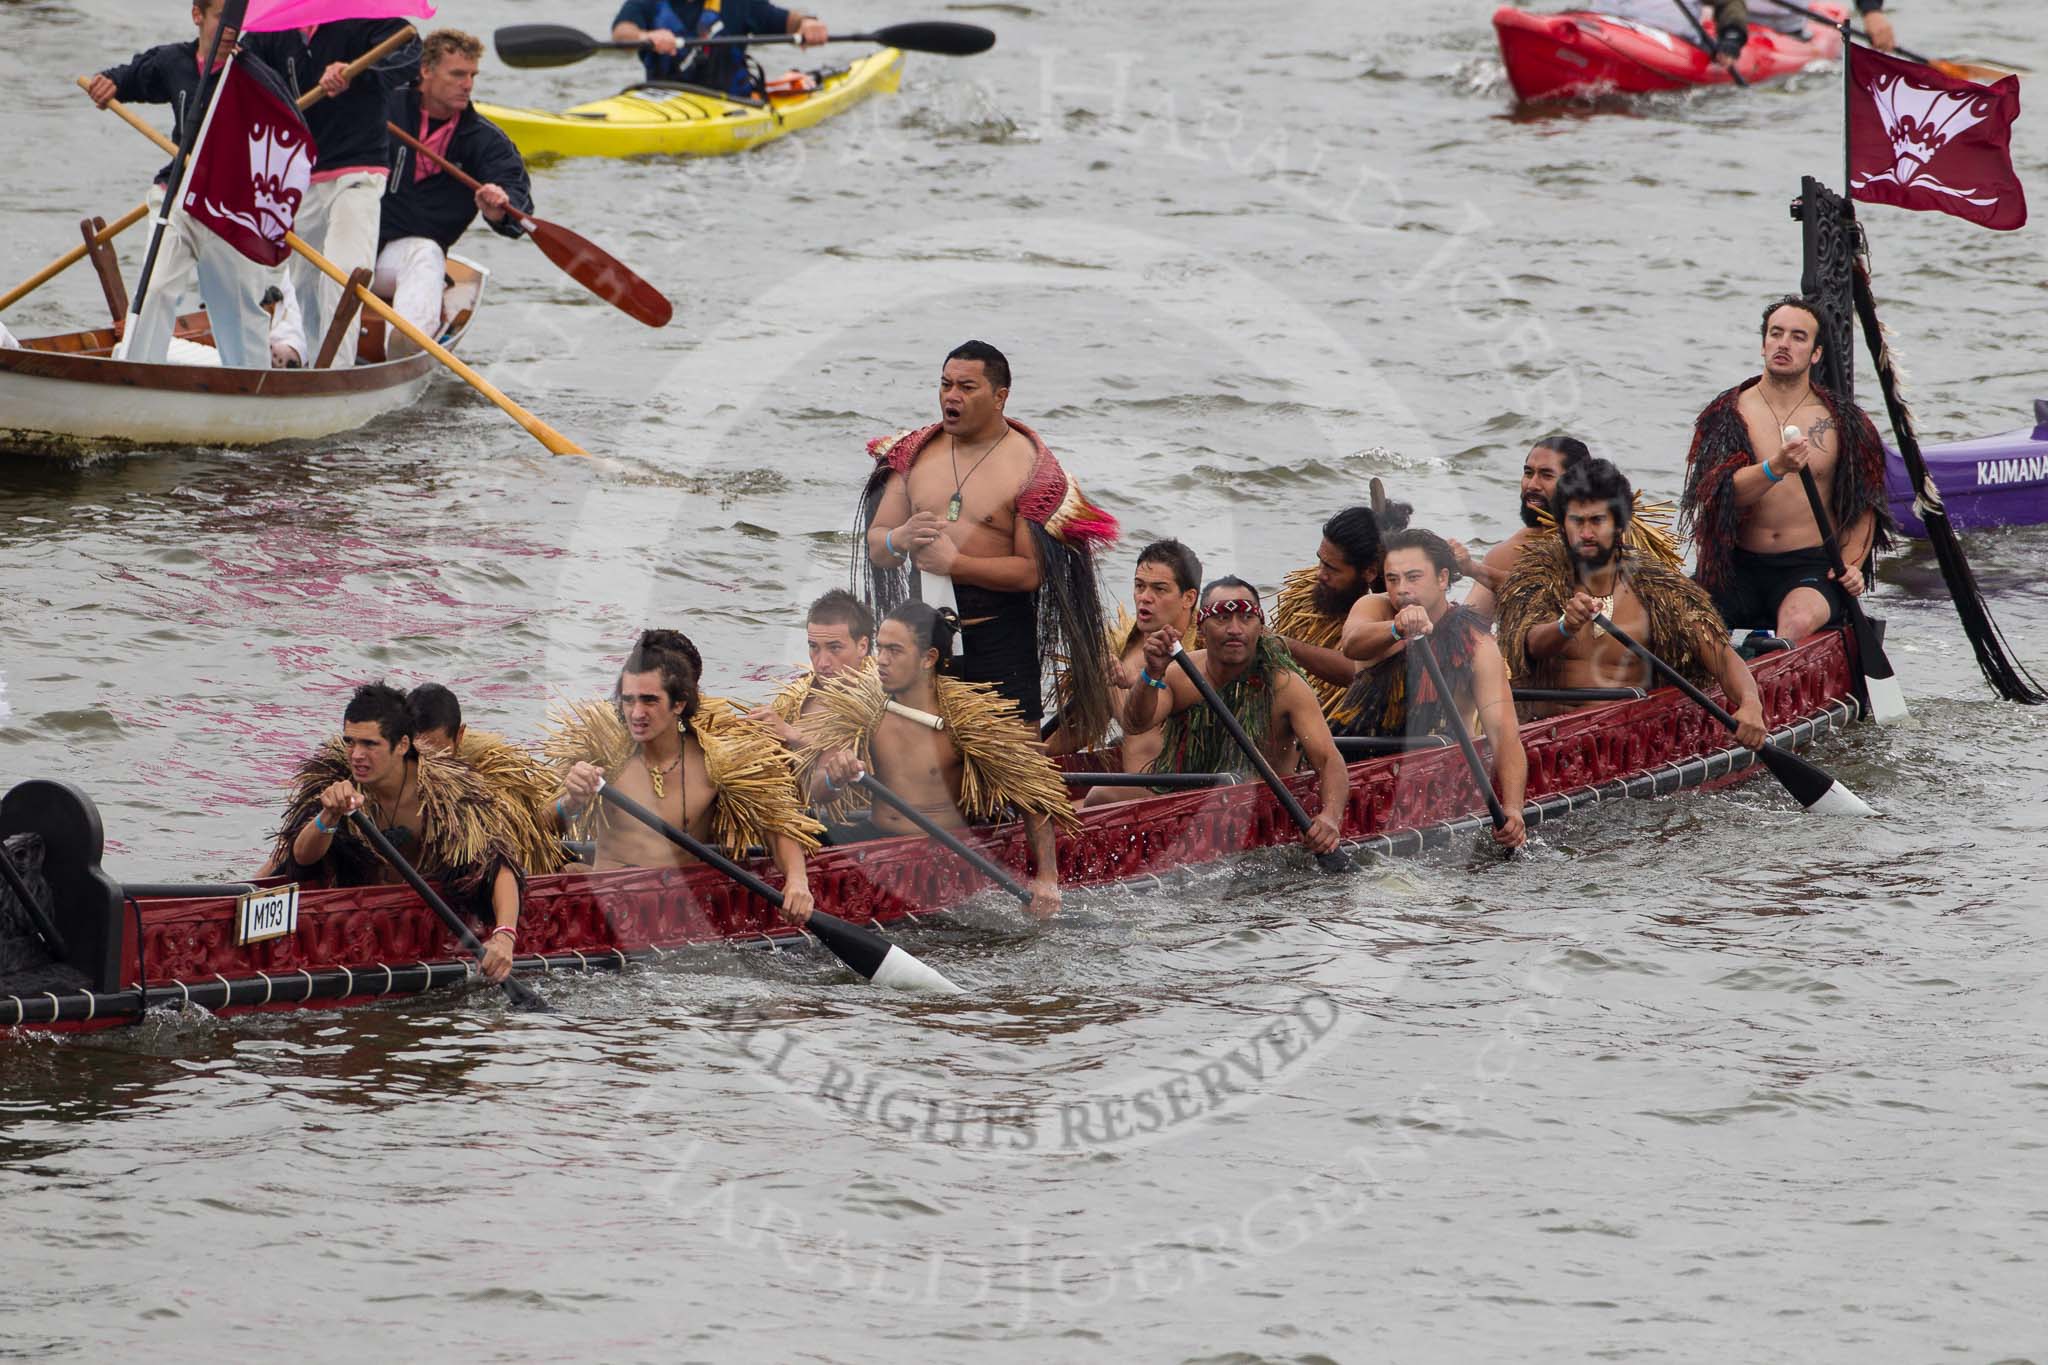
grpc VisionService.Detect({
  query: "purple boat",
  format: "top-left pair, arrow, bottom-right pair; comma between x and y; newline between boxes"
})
1887,400 -> 2048,537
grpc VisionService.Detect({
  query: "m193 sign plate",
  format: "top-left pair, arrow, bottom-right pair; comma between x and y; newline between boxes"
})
235,884 -> 299,946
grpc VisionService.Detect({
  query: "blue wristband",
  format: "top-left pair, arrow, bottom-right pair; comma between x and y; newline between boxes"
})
1137,667 -> 1169,690
822,770 -> 841,794
1389,620 -> 1403,641
885,528 -> 899,556
1761,459 -> 1783,484
313,813 -> 335,835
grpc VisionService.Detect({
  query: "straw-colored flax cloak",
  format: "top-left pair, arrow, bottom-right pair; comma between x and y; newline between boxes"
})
792,670 -> 1080,832
542,699 -> 821,855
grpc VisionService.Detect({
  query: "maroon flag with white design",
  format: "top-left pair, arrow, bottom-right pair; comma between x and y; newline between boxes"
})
180,53 -> 315,266
1849,45 -> 2026,231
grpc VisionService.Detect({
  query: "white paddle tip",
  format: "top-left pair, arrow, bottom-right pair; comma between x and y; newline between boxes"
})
1865,674 -> 1910,726
1807,781 -> 1878,818
870,945 -> 966,995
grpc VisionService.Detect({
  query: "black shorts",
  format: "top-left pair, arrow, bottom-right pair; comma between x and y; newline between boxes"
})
819,817 -> 885,847
957,606 -> 1043,722
1710,545 -> 1848,631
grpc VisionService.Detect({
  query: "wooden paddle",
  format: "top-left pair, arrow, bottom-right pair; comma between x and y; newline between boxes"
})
385,121 -> 672,328
493,20 -> 994,69
596,782 -> 962,994
93,91 -> 590,457
348,810 -> 553,1012
851,773 -> 1035,907
1168,642 -> 1350,874
1791,454 -> 1908,724
1591,613 -> 1875,816
1410,636 -> 1518,855
4,30 -> 419,317
1755,0 -> 2022,82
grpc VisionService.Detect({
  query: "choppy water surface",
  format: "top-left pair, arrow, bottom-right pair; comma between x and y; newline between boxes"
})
4,1 -> 2047,1358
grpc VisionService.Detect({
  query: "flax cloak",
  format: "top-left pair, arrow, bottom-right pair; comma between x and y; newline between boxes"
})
542,701 -> 821,855
268,741 -> 525,906
793,670 -> 1080,832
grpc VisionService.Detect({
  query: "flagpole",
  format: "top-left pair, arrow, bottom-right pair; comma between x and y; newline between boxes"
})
1840,19 -> 1853,207
113,0 -> 251,361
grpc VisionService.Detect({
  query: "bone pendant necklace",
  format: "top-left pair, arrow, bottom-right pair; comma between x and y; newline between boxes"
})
947,432 -> 1004,522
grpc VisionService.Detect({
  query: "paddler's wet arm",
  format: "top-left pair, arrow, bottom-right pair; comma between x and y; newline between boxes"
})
1730,457 -> 1783,510
1287,678 -> 1350,816
1473,648 -> 1528,808
1283,637 -> 1360,691
1120,666 -> 1181,736
489,865 -> 520,932
1025,812 -> 1060,886
1339,597 -> 1401,665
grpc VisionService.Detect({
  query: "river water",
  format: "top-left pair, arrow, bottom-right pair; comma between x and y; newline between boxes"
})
4,0 -> 2047,1358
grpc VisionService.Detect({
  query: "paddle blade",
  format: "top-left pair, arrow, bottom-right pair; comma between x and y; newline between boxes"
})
1930,58 -> 2023,84
1757,743 -> 1876,817
808,911 -> 963,994
526,218 -> 674,328
496,24 -> 603,69
867,21 -> 996,55
1314,848 -> 1353,875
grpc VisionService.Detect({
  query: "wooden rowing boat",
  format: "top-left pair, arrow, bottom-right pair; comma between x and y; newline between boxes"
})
0,257 -> 489,457
0,629 -> 1860,1031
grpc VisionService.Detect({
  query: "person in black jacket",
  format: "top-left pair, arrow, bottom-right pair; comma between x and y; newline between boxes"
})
85,0 -> 274,367
373,29 -> 532,351
244,20 -> 419,366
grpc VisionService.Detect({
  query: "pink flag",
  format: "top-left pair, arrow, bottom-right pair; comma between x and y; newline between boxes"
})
241,0 -> 436,33
1849,45 -> 2027,232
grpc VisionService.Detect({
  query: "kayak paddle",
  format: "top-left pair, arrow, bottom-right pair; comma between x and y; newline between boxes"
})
494,20 -> 995,69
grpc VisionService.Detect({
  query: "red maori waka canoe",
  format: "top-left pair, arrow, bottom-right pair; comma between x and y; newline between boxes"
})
0,630 -> 1860,1031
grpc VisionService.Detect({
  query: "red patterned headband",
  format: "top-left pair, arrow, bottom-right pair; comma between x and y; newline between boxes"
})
1196,597 -> 1264,625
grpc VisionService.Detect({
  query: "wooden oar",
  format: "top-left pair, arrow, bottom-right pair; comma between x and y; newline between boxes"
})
596,782 -> 961,994
5,30 -> 418,316
1062,772 -> 1231,790
1411,636 -> 1516,855
385,121 -> 672,328
1591,613 -> 1874,816
348,810 -> 553,1012
493,20 -> 994,69
1671,0 -> 1748,87
1755,0 -> 2022,82
1790,446 -> 1908,724
1168,642 -> 1350,873
93,91 -> 589,457
851,774 -> 1034,906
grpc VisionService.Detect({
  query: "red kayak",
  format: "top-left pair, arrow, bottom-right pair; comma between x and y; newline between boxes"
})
1494,4 -> 1848,102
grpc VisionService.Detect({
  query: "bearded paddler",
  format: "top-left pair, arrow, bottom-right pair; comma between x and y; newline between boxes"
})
857,340 -> 1120,745
1118,578 -> 1350,857
1340,530 -> 1527,850
1680,296 -> 1896,641
1498,460 -> 1770,749
1456,435 -> 1589,622
269,683 -> 526,982
1274,501 -> 1409,723
554,631 -> 820,926
747,589 -> 876,750
799,602 -> 1074,918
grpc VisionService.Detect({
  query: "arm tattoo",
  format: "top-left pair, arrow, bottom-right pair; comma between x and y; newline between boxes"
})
1808,417 -> 1836,445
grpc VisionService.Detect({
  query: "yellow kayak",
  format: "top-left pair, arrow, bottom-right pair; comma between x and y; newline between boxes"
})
476,48 -> 903,160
